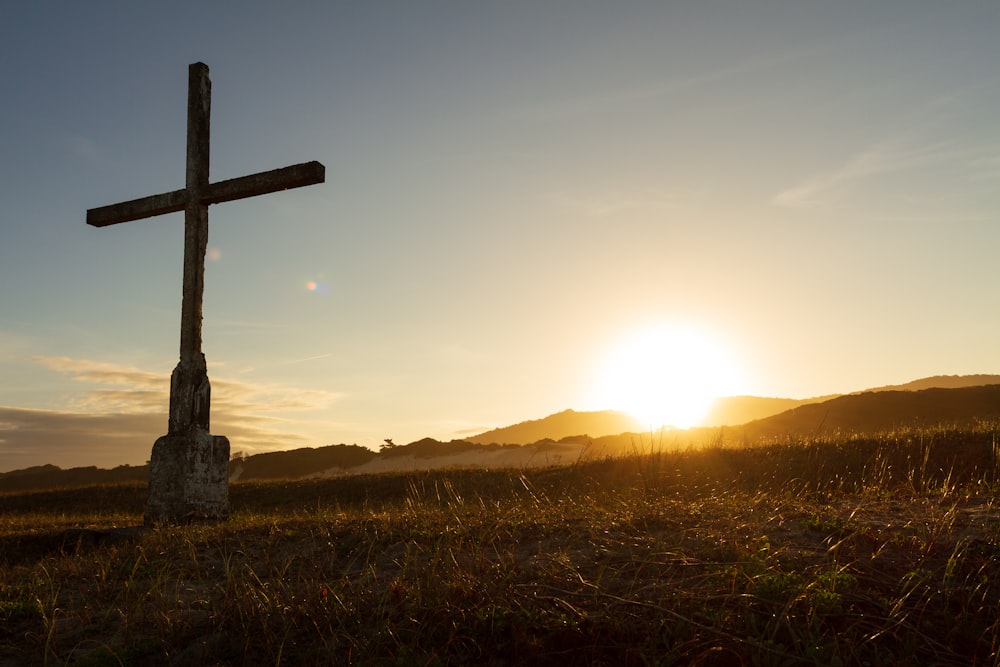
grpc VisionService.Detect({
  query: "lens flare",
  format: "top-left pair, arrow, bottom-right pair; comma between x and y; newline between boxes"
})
305,278 -> 329,295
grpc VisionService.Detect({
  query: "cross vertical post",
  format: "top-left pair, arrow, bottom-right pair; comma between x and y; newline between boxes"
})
168,63 -> 212,437
86,63 -> 325,525
183,61 -> 210,368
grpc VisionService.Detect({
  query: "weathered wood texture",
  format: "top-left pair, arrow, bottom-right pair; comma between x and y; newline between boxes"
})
85,162 -> 325,227
180,61 -> 210,369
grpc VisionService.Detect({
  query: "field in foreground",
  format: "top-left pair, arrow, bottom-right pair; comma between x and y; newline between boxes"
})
3,428 -> 1000,665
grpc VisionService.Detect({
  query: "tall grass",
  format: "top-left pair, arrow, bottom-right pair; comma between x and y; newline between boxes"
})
2,426 -> 1000,664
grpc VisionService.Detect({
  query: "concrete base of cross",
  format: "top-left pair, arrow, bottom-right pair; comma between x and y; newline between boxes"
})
145,429 -> 230,526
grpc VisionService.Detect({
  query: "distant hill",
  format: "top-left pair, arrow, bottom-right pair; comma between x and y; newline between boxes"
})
860,374 -> 1000,393
689,375 -> 1000,428
732,384 -> 1000,441
230,444 -> 376,481
0,439 -> 587,492
0,464 -> 147,493
468,375 -> 1000,441
465,409 -> 644,445
465,397 -> 834,442
701,395 -> 834,427
6,375 -> 1000,492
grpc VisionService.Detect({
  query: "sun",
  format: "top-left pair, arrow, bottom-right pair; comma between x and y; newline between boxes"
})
590,323 -> 743,429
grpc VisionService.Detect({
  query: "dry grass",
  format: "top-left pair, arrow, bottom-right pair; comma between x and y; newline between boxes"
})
2,427 -> 1000,665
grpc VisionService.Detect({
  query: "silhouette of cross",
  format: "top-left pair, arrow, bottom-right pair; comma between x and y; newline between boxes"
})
87,62 -> 325,434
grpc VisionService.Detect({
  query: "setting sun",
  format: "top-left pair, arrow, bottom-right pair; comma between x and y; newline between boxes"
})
591,323 -> 744,429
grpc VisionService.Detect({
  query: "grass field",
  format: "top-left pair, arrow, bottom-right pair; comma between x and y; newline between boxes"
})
3,427 -> 1000,665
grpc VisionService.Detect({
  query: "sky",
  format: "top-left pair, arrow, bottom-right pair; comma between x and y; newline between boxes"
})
2,2 -> 999,471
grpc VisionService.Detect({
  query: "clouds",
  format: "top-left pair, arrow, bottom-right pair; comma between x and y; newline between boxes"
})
35,356 -> 164,414
772,86 -> 1000,216
773,139 -> 971,211
0,357 -> 343,472
0,406 -> 163,472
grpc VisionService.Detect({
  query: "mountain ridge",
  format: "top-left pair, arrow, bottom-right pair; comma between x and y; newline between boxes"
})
4,374 -> 1000,491
860,374 -> 1000,393
467,374 -> 1000,445
733,384 -> 1000,441
465,409 -> 644,446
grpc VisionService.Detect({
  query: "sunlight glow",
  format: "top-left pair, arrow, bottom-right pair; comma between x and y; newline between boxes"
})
591,323 -> 744,429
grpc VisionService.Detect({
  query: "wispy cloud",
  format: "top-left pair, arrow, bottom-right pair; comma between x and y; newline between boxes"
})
286,353 -> 335,365
773,82 -> 1000,214
34,356 -> 171,418
0,357 -> 344,472
772,139 -> 980,211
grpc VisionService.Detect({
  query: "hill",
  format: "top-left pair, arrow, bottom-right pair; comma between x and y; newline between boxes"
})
701,395 -> 832,427
465,409 -> 644,445
230,444 -> 376,481
732,384 -> 1000,441
861,374 -> 1000,393
6,375 -> 1000,492
0,438 -> 591,492
0,464 -> 147,493
468,375 -> 1000,442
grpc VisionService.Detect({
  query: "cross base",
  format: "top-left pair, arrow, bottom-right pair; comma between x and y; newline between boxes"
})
145,430 -> 230,526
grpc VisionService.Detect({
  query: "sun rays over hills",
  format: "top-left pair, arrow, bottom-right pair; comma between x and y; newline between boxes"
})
5,376 -> 1000,491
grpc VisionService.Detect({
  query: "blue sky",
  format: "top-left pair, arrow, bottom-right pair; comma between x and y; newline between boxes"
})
2,2 -> 999,470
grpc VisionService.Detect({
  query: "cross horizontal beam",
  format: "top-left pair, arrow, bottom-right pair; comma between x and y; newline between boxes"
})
86,161 -> 325,227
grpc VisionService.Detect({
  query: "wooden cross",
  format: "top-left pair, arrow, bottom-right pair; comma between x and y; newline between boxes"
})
87,62 -> 325,434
